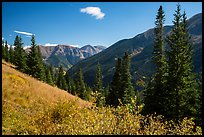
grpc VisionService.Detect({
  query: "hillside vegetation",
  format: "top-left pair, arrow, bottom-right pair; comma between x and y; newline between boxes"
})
2,60 -> 202,135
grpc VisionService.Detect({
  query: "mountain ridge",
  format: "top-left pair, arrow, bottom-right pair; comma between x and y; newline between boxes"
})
68,12 -> 202,87
25,44 -> 106,70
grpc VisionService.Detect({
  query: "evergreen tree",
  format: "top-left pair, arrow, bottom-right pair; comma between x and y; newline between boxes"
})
165,4 -> 198,122
36,46 -> 46,81
143,5 -> 167,115
9,45 -> 14,64
56,66 -> 68,91
104,85 -> 110,103
49,64 -> 56,85
108,58 -> 123,106
26,35 -> 39,76
45,65 -> 54,86
2,40 -> 6,60
4,41 -> 10,62
121,52 -> 135,104
94,63 -> 103,94
75,68 -> 87,100
13,35 -> 27,73
194,72 -> 202,125
65,72 -> 72,93
27,35 -> 45,81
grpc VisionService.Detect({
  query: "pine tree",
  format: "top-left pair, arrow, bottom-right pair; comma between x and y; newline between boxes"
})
45,65 -> 54,86
4,41 -> 10,62
108,58 -> 123,106
104,85 -> 110,103
26,35 -> 39,76
143,5 -> 167,115
56,66 -> 68,91
27,35 -> 45,81
49,64 -> 56,85
194,72 -> 202,125
36,46 -> 46,81
2,40 -> 6,60
9,45 -> 14,64
165,4 -> 198,121
65,72 -> 72,93
121,52 -> 135,105
94,63 -> 103,94
13,35 -> 27,73
75,68 -> 87,100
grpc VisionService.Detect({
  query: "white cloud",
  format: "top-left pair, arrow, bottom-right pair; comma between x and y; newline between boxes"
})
80,7 -> 105,20
14,30 -> 34,36
26,35 -> 31,38
9,34 -> 12,37
44,43 -> 58,46
2,37 -> 4,40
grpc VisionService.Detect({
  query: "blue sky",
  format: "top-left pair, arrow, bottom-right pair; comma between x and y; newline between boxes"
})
2,2 -> 202,48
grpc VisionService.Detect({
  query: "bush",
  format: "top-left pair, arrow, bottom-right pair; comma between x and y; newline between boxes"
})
3,99 -> 201,135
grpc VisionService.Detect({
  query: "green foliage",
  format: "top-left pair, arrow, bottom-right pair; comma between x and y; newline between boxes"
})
94,63 -> 103,93
108,52 -> 135,106
4,41 -> 10,62
45,65 -> 54,86
143,5 -> 201,125
56,66 -> 68,91
2,40 -> 6,59
74,68 -> 87,100
9,45 -> 14,64
121,52 -> 135,104
64,72 -> 73,93
26,35 -> 46,81
36,46 -> 46,81
165,4 -> 199,122
108,58 -> 123,106
13,35 -> 28,73
143,5 -> 168,116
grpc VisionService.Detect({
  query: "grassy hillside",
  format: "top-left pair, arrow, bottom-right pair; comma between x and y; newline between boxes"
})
2,60 -> 90,134
2,60 -> 202,135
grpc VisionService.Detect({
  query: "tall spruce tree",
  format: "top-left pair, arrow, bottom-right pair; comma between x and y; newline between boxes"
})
2,40 -> 6,60
13,35 -> 27,73
49,64 -> 56,85
65,72 -> 72,93
56,66 -> 68,91
143,5 -> 167,115
45,65 -> 54,86
165,4 -> 198,122
26,35 -> 39,76
108,58 -> 123,106
94,63 -> 103,94
27,35 -> 45,81
121,52 -> 135,105
75,68 -> 87,100
36,46 -> 46,81
4,41 -> 10,62
9,45 -> 14,64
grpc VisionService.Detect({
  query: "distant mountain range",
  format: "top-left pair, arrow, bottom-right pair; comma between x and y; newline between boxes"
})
25,44 -> 106,70
68,13 -> 202,87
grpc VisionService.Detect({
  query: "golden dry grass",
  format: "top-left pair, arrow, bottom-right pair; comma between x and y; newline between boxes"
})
2,60 -> 90,108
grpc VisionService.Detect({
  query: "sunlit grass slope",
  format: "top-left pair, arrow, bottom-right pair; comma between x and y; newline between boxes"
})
2,60 -> 90,134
